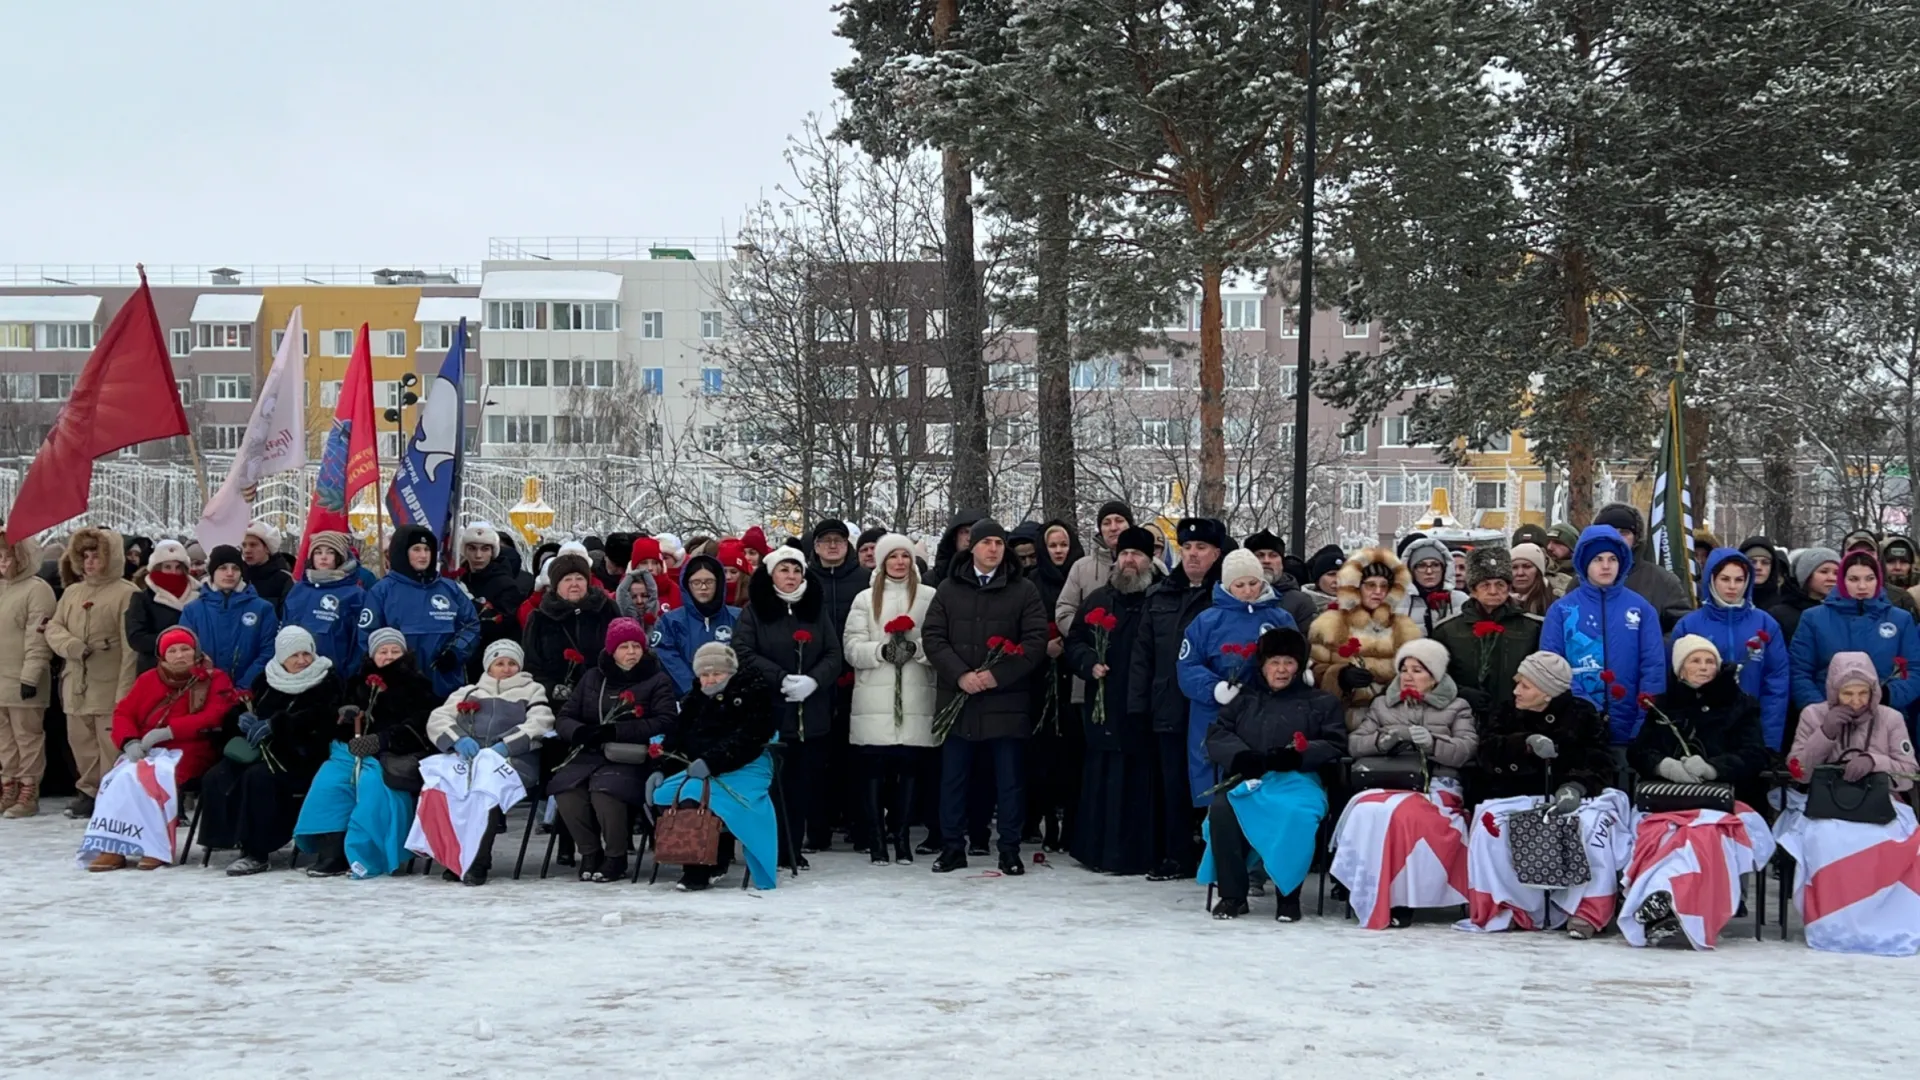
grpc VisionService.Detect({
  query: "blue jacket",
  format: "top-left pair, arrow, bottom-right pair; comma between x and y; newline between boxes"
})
1673,548 -> 1790,748
1178,584 -> 1297,736
650,557 -> 740,694
361,571 -> 481,698
282,575 -> 369,680
1789,576 -> 1920,715
1540,525 -> 1666,743
180,584 -> 278,690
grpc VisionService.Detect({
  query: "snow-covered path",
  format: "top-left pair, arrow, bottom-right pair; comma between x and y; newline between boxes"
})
0,810 -> 1909,1079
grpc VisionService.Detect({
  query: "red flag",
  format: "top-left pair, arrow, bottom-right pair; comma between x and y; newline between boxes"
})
297,324 -> 380,566
4,271 -> 189,537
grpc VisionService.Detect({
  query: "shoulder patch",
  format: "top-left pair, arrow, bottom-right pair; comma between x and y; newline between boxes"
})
1178,638 -> 1191,660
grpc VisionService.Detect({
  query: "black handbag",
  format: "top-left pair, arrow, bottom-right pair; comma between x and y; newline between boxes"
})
1634,781 -> 1734,814
1351,753 -> 1428,792
1805,762 -> 1896,825
1506,808 -> 1591,889
378,753 -> 423,795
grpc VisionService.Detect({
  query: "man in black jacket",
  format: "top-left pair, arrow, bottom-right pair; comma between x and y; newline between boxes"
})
241,522 -> 295,616
459,522 -> 533,681
1244,528 -> 1320,630
1126,517 -> 1228,881
806,518 -> 864,847
923,519 -> 1050,875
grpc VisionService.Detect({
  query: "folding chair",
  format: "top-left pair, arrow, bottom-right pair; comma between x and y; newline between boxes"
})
509,784 -> 547,881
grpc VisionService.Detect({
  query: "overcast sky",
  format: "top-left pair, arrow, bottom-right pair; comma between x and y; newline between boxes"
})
0,1 -> 852,266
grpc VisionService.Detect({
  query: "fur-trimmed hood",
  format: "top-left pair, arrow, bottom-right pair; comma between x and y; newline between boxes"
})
1334,545 -> 1411,615
0,532 -> 38,583
746,561 -> 826,622
61,526 -> 125,587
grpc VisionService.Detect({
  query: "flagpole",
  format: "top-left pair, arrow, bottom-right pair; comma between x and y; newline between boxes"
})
139,263 -> 212,510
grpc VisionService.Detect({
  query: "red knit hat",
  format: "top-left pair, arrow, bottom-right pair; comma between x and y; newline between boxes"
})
741,526 -> 771,557
630,537 -> 663,567
717,538 -> 751,575
604,617 -> 647,654
157,626 -> 198,656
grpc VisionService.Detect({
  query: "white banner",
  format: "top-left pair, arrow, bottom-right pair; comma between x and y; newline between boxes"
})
198,307 -> 306,550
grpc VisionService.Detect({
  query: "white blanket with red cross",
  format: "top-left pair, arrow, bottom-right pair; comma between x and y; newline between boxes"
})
1620,806 -> 1774,950
1331,778 -> 1470,929
1777,792 -> 1920,957
75,750 -> 181,868
1455,789 -> 1633,933
404,750 -> 527,877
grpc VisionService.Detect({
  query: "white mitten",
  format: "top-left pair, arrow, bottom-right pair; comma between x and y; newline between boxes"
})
1656,758 -> 1692,784
1212,682 -> 1239,706
787,675 -> 819,702
1681,755 -> 1718,782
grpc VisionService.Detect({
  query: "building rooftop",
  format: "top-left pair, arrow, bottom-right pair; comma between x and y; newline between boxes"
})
486,237 -> 736,262
0,265 -> 482,287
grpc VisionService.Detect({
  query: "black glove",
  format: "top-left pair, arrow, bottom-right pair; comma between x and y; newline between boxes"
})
347,733 -> 381,758
18,684 -> 35,700
336,704 -> 363,725
880,639 -> 917,665
1229,751 -> 1266,780
1264,746 -> 1305,773
435,649 -> 461,674
578,725 -> 613,748
550,683 -> 573,704
1337,664 -> 1374,692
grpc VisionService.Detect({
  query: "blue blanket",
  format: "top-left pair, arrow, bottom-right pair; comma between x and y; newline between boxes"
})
294,743 -> 415,879
1197,770 -> 1328,894
652,752 -> 777,890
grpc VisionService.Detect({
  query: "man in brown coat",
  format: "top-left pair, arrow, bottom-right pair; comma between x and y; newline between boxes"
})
43,527 -> 138,818
0,531 -> 55,818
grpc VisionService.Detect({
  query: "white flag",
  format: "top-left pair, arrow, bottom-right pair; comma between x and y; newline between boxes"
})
197,308 -> 307,550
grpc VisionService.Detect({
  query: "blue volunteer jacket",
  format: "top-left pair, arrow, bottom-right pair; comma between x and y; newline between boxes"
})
1673,548 -> 1790,748
1789,573 -> 1920,715
361,571 -> 480,698
180,583 -> 279,690
282,575 -> 369,680
1539,525 -> 1665,743
1176,583 -> 1297,805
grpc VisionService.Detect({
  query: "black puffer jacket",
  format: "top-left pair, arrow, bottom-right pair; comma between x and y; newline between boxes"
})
340,654 -> 437,755
807,555 -> 864,640
1126,560 -> 1222,735
658,665 -> 779,779
923,553 -> 1050,741
550,652 -> 680,803
732,568 -> 844,740
1203,677 -> 1346,777
1631,666 -> 1768,787
463,557 -> 532,678
243,554 -> 296,617
1063,581 -> 1154,753
1477,691 -> 1615,800
522,586 -> 618,700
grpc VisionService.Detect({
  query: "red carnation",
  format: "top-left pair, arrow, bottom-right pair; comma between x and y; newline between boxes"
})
1897,657 -> 1910,680
83,601 -> 94,611
987,635 -> 1008,651
1002,642 -> 1026,658
884,615 -> 916,635
619,690 -> 636,705
1100,612 -> 1120,631
1291,730 -> 1308,753
456,700 -> 480,714
1472,620 -> 1504,638
1746,636 -> 1763,652
1637,691 -> 1657,710
563,648 -> 585,664
1049,622 -> 1060,641
1337,638 -> 1362,658
1427,591 -> 1449,606
1757,629 -> 1772,643
1609,683 -> 1628,700
365,675 -> 387,692
1599,669 -> 1616,685
1481,812 -> 1501,839
1327,600 -> 1339,611
648,742 -> 664,760
793,630 -> 813,646
1083,607 -> 1109,627
1788,757 -> 1805,781
1399,686 -> 1423,704
837,670 -> 856,688
234,689 -> 252,703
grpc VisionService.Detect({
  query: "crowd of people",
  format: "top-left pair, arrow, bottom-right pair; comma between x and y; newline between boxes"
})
4,501 -> 1919,955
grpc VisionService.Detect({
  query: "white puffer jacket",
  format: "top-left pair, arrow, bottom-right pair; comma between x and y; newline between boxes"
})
843,535 -> 938,747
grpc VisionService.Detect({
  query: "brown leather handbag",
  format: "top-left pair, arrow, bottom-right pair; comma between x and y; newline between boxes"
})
653,776 -> 723,866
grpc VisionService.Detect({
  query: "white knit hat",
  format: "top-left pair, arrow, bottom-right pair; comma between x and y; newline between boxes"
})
1671,633 -> 1720,675
1221,548 -> 1265,587
1510,543 -> 1549,576
1395,638 -> 1450,682
148,539 -> 191,571
482,638 -> 524,672
763,546 -> 807,572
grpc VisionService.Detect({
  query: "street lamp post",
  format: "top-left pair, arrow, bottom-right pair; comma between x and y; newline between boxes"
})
1289,0 -> 1321,558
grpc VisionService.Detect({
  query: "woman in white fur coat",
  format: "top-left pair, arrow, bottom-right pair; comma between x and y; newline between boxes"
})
842,533 -> 937,865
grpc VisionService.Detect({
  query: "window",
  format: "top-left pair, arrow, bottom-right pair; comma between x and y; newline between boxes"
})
0,324 -> 29,350
1137,418 -> 1190,448
1341,319 -> 1370,339
923,309 -> 945,340
323,329 -> 354,356
990,362 -> 1035,391
1225,357 -> 1260,389
888,365 -> 911,398
1141,362 -> 1173,390
554,416 -> 604,445
550,302 -> 617,331
1341,424 -> 1368,454
37,373 -> 75,400
39,323 -> 96,351
1279,366 -> 1298,398
826,366 -> 861,399
989,418 -> 1031,449
200,424 -> 247,452
1224,297 -> 1262,330
697,424 -> 726,452
421,323 -> 455,350
463,372 -> 479,403
0,373 -> 34,400
642,367 -> 664,395
925,366 -> 949,398
319,380 -> 342,407
640,311 -> 665,340
486,357 -> 547,387
194,323 -> 249,350
382,330 -> 407,357
1474,481 -> 1509,510
486,300 -> 546,330
175,379 -> 193,405
1383,473 -> 1442,506
1228,477 -> 1262,506
1277,307 -> 1300,338
1341,481 -> 1368,511
553,358 -> 615,388
701,367 -> 723,395
378,431 -> 402,459
1383,415 -> 1409,448
924,422 -> 952,455
1134,478 -> 1175,510
1224,416 -> 1255,444
1071,358 -> 1119,390
870,308 -> 908,342
270,328 -> 309,357
486,414 -> 547,444
699,310 -> 722,340
1477,430 -> 1513,453
169,328 -> 192,357
817,308 -> 856,342
1274,422 -> 1294,449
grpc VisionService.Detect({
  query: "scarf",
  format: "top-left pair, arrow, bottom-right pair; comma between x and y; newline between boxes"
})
306,558 -> 358,586
147,570 -> 194,610
774,578 -> 808,604
266,654 -> 334,695
156,659 -> 213,714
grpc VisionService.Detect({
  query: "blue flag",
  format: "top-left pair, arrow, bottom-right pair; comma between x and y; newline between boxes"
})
386,318 -> 467,569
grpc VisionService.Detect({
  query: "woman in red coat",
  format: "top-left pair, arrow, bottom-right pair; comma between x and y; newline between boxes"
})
110,626 -> 238,788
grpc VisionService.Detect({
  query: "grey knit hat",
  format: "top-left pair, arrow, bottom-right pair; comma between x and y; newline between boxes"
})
1515,651 -> 1572,700
1792,547 -> 1840,592
693,642 -> 739,677
367,627 -> 407,655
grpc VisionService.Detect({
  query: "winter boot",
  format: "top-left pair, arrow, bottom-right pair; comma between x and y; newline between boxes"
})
596,855 -> 627,883
65,793 -> 95,820
578,852 -> 604,883
225,854 -> 270,877
1565,916 -> 1600,940
87,852 -> 127,872
997,850 -> 1026,876
1146,858 -> 1191,883
1388,907 -> 1414,929
1636,890 -> 1683,947
1276,887 -> 1304,923
0,780 -> 17,813
462,864 -> 490,887
1042,811 -> 1063,853
1212,897 -> 1250,920
891,775 -> 917,864
931,849 -> 968,874
676,864 -> 714,891
135,857 -> 165,871
866,778 -> 890,865
307,832 -> 349,877
3,780 -> 38,819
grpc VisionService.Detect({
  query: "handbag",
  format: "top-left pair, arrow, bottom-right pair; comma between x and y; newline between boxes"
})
1805,762 -> 1896,825
222,736 -> 262,766
1633,781 -> 1734,814
1350,752 -> 1427,792
1506,807 -> 1591,889
653,777 -> 724,866
377,753 -> 423,795
603,742 -> 650,766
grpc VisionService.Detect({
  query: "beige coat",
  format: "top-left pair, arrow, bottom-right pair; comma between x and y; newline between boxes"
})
0,534 -> 55,708
843,568 -> 938,748
43,527 -> 138,715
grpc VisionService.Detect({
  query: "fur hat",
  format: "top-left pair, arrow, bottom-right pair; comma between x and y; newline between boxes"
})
1336,546 -> 1409,612
1255,627 -> 1308,669
1671,633 -> 1720,675
1792,547 -> 1841,591
244,520 -> 279,554
460,521 -> 501,556
1115,526 -> 1157,559
367,627 -> 407,655
1395,638 -> 1450,682
1243,529 -> 1284,556
1221,549 -> 1265,587
148,539 -> 191,571
1515,651 -> 1572,700
693,641 -> 739,677
871,532 -> 917,572
482,639 -> 524,672
1175,517 -> 1227,550
546,553 -> 592,587
604,617 -> 647,654
1465,545 -> 1513,589
1510,543 -> 1548,577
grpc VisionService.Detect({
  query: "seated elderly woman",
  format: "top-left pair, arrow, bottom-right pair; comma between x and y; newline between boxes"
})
1776,651 -> 1920,956
424,640 -> 555,886
1331,639 -> 1477,930
1618,635 -> 1774,950
1197,627 -> 1346,922
648,642 -> 779,891
552,617 -> 678,883
198,626 -> 342,876
1459,651 -> 1630,940
80,627 -> 238,872
293,627 -> 439,879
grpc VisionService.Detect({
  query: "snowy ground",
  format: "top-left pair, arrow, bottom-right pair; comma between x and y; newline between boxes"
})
1,809 -> 1913,1080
